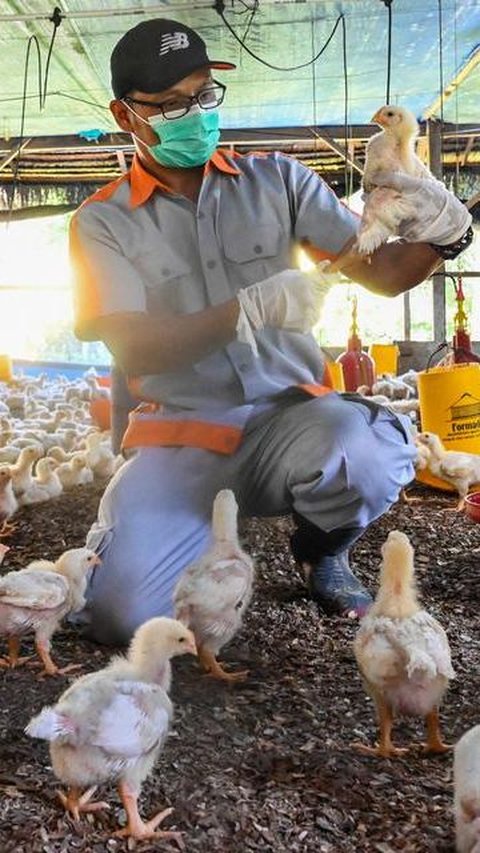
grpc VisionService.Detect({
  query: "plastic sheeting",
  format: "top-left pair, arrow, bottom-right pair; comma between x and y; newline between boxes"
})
0,1 -> 478,138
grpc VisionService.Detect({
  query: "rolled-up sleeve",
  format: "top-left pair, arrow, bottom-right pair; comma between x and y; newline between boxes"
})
278,154 -> 360,260
71,206 -> 147,341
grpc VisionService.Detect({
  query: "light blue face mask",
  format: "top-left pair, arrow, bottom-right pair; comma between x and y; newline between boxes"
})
126,102 -> 220,168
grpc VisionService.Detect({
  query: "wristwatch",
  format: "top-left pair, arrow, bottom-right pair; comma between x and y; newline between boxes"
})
429,225 -> 474,260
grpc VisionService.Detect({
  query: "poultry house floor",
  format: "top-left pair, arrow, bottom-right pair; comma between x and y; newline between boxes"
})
0,481 -> 478,853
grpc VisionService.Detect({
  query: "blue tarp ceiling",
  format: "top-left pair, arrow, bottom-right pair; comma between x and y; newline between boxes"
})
0,1 -> 478,139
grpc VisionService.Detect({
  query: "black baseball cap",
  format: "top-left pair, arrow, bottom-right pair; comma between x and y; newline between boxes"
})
111,18 -> 236,99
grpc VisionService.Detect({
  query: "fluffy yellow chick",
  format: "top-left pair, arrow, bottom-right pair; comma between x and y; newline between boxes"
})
0,547 -> 100,675
20,457 -> 63,505
362,105 -> 429,192
10,445 -> 43,498
356,105 -> 433,255
416,432 -> 480,511
454,725 -> 480,853
0,466 -> 18,538
26,617 -> 196,844
55,454 -> 93,488
174,489 -> 254,683
354,530 -> 454,758
84,432 -> 115,478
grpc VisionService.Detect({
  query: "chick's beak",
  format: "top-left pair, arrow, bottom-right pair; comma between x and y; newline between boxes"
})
371,109 -> 384,125
187,635 -> 198,656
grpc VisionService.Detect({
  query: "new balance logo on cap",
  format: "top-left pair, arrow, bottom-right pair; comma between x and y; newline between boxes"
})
159,32 -> 190,55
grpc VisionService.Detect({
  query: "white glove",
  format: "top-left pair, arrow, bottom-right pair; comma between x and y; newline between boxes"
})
236,265 -> 332,355
371,171 -> 472,245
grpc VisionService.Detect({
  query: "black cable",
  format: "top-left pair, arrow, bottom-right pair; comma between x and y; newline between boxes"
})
426,341 -> 448,371
7,35 -> 42,219
340,14 -> 349,198
241,0 -> 258,45
42,6 -> 63,109
215,3 -> 344,72
437,0 -> 444,127
379,1 -> 393,103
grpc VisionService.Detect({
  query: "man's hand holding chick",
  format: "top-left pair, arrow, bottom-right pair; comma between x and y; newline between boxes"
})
371,170 -> 472,249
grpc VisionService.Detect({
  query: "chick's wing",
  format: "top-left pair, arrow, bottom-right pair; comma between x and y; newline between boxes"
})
92,681 -> 171,759
0,569 -> 68,610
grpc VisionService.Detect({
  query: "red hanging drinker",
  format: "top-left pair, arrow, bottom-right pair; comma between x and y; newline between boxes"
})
336,295 -> 376,391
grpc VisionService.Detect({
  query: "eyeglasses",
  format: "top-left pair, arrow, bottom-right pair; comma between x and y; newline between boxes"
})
124,80 -> 226,121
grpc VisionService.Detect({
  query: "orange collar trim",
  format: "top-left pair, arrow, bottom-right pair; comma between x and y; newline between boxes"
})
129,149 -> 241,209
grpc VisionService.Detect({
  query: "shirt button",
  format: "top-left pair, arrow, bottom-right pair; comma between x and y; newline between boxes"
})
206,259 -> 216,269
253,244 -> 263,254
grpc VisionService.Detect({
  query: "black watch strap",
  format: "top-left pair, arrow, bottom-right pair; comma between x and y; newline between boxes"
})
429,225 -> 474,260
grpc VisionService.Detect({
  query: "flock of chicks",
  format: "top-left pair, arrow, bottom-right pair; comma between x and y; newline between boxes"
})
1,370 -> 480,848
1,477 -> 478,850
0,369 -> 122,537
0,104 -> 478,847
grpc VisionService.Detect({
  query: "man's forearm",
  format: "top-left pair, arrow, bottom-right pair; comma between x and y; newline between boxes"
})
97,298 -> 240,375
343,240 -> 442,296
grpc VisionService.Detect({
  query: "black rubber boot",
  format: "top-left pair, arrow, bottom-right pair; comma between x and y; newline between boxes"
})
290,513 -> 373,617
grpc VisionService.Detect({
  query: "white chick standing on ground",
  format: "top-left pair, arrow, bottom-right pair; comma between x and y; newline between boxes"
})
0,547 -> 100,675
20,457 -> 63,505
416,432 -> 480,511
10,444 -> 43,499
0,466 -> 18,538
353,530 -> 454,758
174,489 -> 254,683
26,617 -> 196,845
454,725 -> 480,853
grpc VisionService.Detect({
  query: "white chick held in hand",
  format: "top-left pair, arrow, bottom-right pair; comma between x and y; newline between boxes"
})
353,531 -> 454,758
0,547 -> 100,675
26,617 -> 196,845
454,725 -> 480,853
174,489 -> 254,683
357,105 -> 432,255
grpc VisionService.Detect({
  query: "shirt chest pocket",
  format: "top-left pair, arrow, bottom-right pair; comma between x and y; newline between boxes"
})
133,245 -> 191,290
222,223 -> 282,266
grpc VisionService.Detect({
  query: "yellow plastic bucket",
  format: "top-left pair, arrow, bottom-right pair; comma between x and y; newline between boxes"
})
417,362 -> 480,491
368,343 -> 400,376
0,354 -> 13,382
324,361 -> 345,392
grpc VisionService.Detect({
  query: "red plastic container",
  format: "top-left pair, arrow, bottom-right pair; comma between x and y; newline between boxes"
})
336,296 -> 376,392
465,492 -> 480,523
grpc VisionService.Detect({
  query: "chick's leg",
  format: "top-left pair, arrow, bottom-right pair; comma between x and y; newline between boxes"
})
34,637 -> 81,677
198,645 -> 248,683
0,520 -> 17,539
0,636 -> 32,668
114,781 -> 184,848
354,698 -> 408,758
57,785 -> 109,821
422,707 -> 451,754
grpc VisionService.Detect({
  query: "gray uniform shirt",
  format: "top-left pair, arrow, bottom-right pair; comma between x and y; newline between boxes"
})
72,149 -> 358,447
